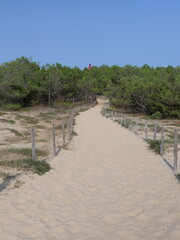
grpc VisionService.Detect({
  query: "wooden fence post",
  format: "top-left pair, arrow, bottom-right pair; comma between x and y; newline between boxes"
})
160,125 -> 164,156
106,109 -> 108,117
30,127 -> 36,161
154,121 -> 157,140
121,114 -> 123,125
118,112 -> 121,124
174,128 -> 178,173
68,118 -> 71,141
116,111 -> 118,120
136,120 -> 139,135
124,116 -> 127,127
111,110 -> 114,120
71,112 -> 74,135
130,118 -> 132,131
145,121 -> 148,140
62,120 -> 65,147
52,123 -> 56,156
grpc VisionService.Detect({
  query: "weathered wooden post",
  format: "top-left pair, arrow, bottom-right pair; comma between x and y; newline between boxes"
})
116,111 -> 118,121
130,118 -> 133,131
145,121 -> 148,140
110,110 -> 113,120
174,128 -> 178,173
69,113 -> 72,136
68,118 -> 71,141
124,116 -> 127,127
71,111 -> 74,135
30,127 -> 36,161
52,123 -> 56,156
121,114 -> 123,125
160,125 -> 164,156
62,120 -> 65,147
106,109 -> 108,117
136,120 -> 139,135
118,112 -> 121,124
154,121 -> 157,140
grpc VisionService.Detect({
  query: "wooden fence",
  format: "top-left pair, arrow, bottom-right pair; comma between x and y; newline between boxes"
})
30,102 -> 96,161
101,107 -> 180,175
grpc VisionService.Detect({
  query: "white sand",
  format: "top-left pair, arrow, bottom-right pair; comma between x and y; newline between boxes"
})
0,99 -> 180,240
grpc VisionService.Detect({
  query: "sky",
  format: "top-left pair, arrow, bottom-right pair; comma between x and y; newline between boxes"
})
0,0 -> 180,68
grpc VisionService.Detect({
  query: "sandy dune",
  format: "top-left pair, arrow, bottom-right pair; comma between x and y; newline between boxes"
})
0,100 -> 180,240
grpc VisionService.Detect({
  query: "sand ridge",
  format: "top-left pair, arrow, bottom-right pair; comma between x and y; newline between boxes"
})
0,99 -> 180,240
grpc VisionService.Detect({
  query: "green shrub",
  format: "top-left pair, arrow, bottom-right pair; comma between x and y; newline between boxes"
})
53,101 -> 75,108
150,111 -> 162,119
147,139 -> 161,154
175,174 -> 180,181
3,104 -> 22,111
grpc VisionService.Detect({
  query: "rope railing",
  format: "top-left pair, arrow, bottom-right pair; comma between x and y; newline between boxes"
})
30,101 -> 97,161
101,107 -> 179,175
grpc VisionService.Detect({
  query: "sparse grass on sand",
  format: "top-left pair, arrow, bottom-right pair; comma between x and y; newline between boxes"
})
0,159 -> 51,175
15,115 -> 39,125
0,119 -> 15,124
37,112 -> 58,121
0,104 -> 81,180
0,148 -> 48,158
147,139 -> 161,154
0,171 -> 12,180
5,128 -> 22,136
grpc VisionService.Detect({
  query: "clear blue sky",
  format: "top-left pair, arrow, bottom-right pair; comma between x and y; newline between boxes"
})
0,0 -> 180,68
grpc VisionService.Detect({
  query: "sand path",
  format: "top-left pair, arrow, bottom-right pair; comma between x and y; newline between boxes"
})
0,100 -> 180,240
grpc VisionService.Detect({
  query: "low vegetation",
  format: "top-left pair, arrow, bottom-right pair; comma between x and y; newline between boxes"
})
0,171 -> 12,180
0,147 -> 50,176
147,140 -> 161,154
5,128 -> 22,136
0,148 -> 48,158
0,159 -> 51,175
175,174 -> 180,182
0,103 -> 79,183
0,119 -> 15,124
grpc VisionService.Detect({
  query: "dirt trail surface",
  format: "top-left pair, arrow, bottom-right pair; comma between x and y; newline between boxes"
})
0,99 -> 180,240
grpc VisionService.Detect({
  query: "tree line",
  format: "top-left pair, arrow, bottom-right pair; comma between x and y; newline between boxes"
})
0,57 -> 179,119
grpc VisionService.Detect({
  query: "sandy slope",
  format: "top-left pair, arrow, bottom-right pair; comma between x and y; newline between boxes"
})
0,100 -> 180,240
